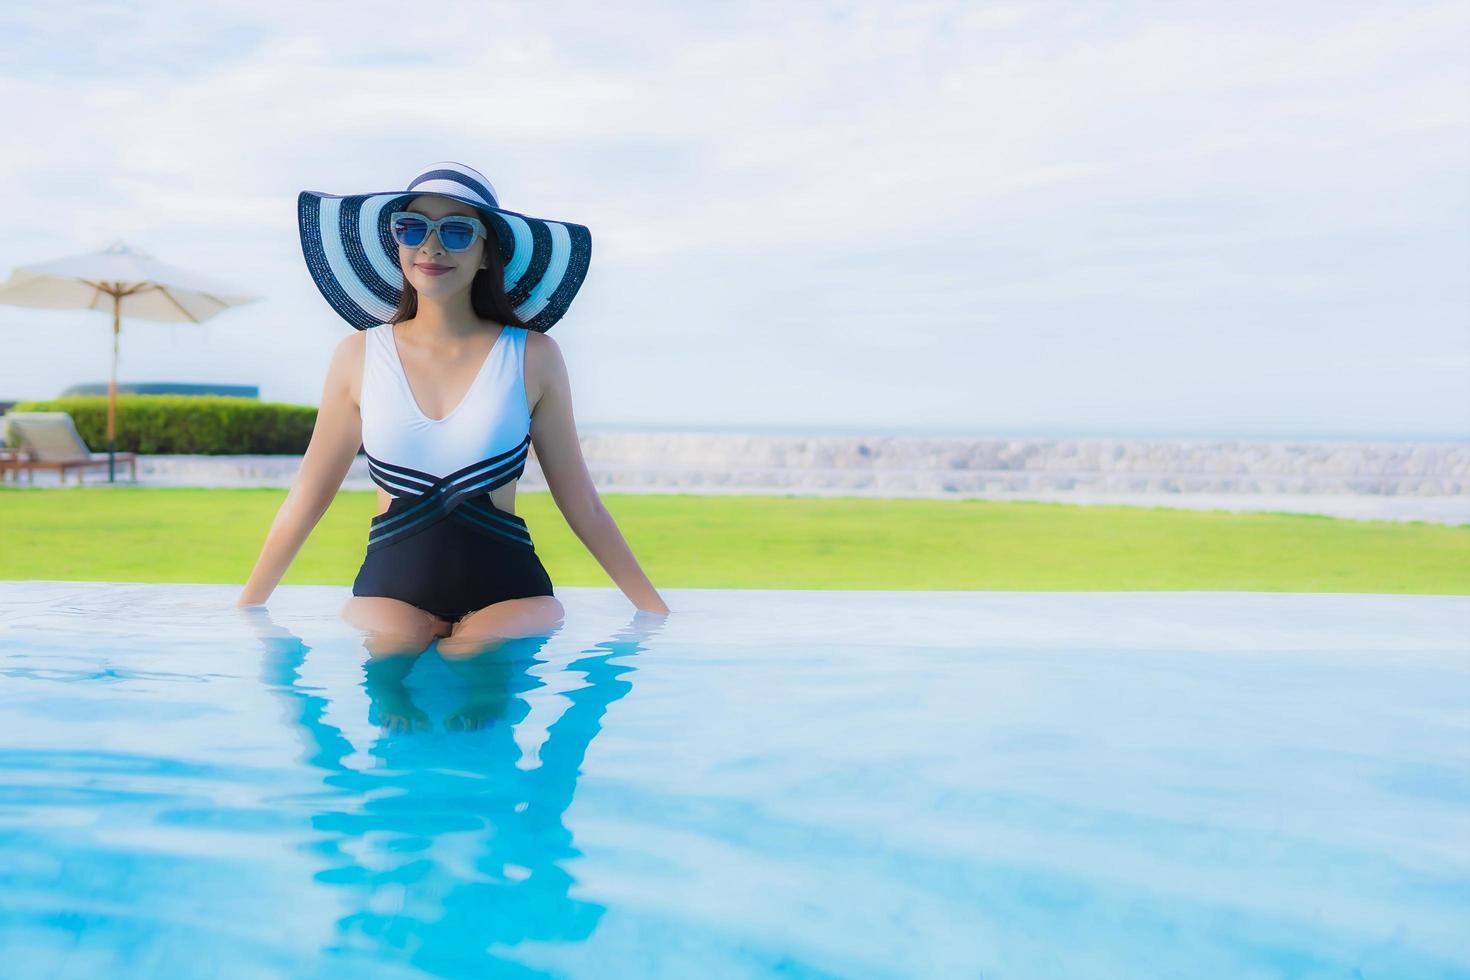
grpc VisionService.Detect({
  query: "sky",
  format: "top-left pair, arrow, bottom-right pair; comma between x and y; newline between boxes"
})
0,0 -> 1466,440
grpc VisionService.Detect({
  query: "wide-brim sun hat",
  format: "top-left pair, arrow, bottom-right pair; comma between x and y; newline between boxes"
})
297,160 -> 591,332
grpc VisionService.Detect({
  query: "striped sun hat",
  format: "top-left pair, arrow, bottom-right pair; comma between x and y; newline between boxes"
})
297,161 -> 591,332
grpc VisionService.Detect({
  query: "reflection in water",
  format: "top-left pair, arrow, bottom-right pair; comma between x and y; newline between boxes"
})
241,608 -> 666,976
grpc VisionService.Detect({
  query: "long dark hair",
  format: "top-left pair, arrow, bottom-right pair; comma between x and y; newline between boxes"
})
389,210 -> 529,329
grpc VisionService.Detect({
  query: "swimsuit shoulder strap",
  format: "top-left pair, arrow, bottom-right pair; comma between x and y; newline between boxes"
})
360,323 -> 404,416
508,325 -> 531,422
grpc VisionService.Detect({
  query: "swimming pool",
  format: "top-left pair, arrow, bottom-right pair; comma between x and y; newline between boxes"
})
1,582 -> 1466,979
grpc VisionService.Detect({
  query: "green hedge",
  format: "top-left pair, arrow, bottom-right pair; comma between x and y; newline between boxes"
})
4,395 -> 318,454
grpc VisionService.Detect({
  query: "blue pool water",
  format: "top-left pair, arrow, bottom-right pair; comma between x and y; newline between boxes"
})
1,582 -> 1467,979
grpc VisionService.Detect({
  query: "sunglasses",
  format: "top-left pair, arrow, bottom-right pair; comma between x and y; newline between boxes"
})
388,211 -> 488,252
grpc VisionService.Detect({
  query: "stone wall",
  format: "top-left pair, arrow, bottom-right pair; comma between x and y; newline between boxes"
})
111,432 -> 1469,497
560,433 -> 1469,496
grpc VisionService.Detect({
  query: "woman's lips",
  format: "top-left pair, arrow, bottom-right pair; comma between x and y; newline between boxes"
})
417,264 -> 452,276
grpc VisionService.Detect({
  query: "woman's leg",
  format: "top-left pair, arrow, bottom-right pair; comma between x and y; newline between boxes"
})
437,595 -> 565,659
361,647 -> 434,732
341,594 -> 455,656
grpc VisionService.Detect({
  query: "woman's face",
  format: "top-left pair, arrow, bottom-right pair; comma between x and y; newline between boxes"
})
398,194 -> 489,299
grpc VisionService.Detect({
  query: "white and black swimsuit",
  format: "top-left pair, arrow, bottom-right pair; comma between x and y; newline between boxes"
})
351,322 -> 554,621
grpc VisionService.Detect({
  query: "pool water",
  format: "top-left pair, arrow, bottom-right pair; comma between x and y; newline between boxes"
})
0,582 -> 1467,979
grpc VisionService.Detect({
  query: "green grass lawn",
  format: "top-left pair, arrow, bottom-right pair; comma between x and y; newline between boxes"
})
1,485 -> 1466,593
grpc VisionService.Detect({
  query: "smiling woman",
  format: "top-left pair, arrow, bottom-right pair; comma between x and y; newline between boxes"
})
238,161 -> 670,648
388,198 -> 528,330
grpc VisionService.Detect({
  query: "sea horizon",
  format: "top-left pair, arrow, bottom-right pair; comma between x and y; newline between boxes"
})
577,421 -> 1470,445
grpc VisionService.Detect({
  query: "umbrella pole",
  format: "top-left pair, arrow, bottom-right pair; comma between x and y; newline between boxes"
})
108,293 -> 119,482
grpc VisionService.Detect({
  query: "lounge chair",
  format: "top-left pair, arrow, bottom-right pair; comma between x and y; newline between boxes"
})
0,446 -> 28,482
2,411 -> 138,484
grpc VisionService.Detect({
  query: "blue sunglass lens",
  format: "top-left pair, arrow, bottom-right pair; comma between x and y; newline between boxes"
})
440,221 -> 475,250
393,217 -> 428,246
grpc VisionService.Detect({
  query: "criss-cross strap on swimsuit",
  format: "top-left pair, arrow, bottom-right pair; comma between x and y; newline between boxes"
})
364,436 -> 533,553
351,322 -> 554,622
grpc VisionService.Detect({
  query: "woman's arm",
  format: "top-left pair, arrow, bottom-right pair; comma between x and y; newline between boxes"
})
527,331 -> 670,615
236,332 -> 366,607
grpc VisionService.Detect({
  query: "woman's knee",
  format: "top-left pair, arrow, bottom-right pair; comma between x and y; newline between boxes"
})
440,596 -> 564,657
341,595 -> 452,654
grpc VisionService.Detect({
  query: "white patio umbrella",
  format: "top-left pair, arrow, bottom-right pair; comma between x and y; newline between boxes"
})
0,240 -> 262,481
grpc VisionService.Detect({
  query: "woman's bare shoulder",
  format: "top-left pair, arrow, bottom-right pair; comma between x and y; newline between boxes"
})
522,327 -> 569,413
327,327 -> 370,410
523,326 -> 563,365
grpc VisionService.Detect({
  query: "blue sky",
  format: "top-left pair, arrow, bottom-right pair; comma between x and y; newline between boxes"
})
0,0 -> 1466,438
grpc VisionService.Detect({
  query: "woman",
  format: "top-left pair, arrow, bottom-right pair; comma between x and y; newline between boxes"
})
236,161 -> 669,652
